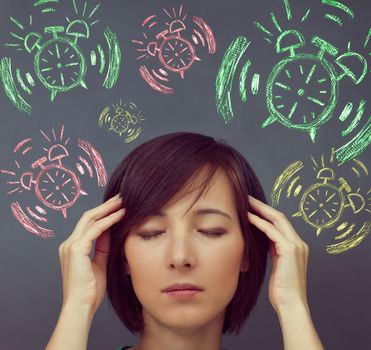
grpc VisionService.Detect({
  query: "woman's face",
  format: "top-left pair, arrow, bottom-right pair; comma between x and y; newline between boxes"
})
124,168 -> 248,332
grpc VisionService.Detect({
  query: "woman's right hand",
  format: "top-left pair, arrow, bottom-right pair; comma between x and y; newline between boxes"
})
58,193 -> 125,315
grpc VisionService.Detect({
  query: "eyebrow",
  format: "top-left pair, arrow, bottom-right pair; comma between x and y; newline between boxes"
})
149,208 -> 232,220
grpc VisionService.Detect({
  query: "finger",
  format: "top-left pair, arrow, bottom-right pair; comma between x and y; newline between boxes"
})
247,211 -> 287,245
93,216 -> 114,258
248,195 -> 291,227
58,244 -> 65,277
101,193 -> 121,204
94,229 -> 110,256
108,193 -> 121,201
71,196 -> 123,240
67,208 -> 125,259
83,195 -> 123,223
86,208 -> 125,242
91,208 -> 125,267
248,195 -> 303,244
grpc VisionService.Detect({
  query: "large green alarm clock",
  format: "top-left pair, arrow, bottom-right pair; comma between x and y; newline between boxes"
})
263,31 -> 340,142
35,32 -> 85,91
24,22 -> 89,101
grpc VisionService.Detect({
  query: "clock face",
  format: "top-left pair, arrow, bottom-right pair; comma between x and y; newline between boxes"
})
159,37 -> 195,72
35,37 -> 86,91
267,54 -> 337,128
35,165 -> 80,209
300,183 -> 345,228
111,113 -> 130,134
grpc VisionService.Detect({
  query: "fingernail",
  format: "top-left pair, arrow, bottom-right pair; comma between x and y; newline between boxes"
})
109,194 -> 121,201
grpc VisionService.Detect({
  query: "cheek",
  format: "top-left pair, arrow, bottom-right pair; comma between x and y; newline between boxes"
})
124,241 -> 161,301
203,238 -> 244,292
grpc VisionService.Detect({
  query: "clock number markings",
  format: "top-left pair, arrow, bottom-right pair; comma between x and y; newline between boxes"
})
305,63 -> 317,84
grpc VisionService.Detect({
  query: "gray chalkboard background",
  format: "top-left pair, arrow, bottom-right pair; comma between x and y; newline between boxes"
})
0,0 -> 370,349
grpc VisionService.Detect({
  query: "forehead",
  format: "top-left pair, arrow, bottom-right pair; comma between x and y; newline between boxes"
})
129,168 -> 239,231
161,167 -> 236,214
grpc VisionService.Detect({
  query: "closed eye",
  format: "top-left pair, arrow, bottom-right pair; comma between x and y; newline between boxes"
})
138,230 -> 226,241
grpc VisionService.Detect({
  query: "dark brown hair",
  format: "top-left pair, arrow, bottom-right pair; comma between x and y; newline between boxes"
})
103,131 -> 269,336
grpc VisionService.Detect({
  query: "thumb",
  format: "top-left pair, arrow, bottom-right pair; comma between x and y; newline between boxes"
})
92,229 -> 110,268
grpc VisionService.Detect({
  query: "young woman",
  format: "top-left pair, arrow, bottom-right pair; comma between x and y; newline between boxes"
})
46,132 -> 324,350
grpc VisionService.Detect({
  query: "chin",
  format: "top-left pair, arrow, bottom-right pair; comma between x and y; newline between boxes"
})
156,306 -> 224,330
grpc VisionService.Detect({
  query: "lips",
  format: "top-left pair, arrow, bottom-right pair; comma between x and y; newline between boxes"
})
162,282 -> 204,292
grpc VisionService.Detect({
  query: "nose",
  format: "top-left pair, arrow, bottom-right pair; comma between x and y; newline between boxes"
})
166,234 -> 196,270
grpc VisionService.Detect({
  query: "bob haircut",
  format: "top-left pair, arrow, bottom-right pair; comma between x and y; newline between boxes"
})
103,131 -> 269,336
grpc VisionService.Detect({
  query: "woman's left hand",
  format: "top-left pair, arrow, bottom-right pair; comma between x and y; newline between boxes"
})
247,195 -> 309,314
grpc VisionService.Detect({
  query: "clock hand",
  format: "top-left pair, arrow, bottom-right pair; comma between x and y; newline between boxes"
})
307,96 -> 324,106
